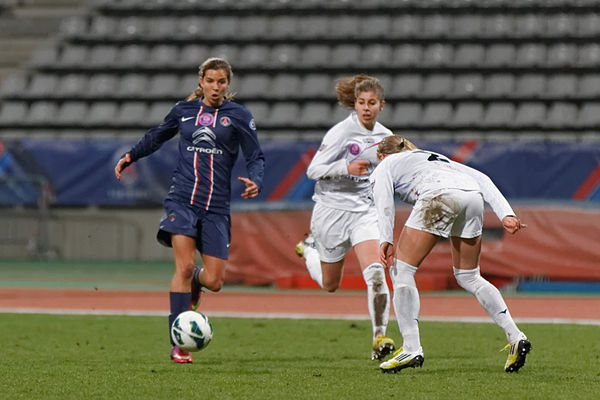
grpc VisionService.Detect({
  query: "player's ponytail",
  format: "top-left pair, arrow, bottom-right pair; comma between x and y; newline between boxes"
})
377,135 -> 418,157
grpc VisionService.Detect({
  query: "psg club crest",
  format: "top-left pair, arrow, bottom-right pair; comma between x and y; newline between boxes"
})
348,143 -> 361,156
219,116 -> 231,127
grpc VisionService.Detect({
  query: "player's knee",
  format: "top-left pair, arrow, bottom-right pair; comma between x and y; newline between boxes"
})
453,266 -> 486,295
362,263 -> 388,293
202,274 -> 224,292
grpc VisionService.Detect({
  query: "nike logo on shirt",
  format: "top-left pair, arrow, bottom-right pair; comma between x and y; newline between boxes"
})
181,116 -> 195,122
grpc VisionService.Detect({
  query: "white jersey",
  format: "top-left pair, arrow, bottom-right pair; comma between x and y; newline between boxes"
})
370,150 -> 515,243
307,112 -> 393,212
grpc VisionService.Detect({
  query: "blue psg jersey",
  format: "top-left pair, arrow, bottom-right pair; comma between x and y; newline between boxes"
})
128,99 -> 265,214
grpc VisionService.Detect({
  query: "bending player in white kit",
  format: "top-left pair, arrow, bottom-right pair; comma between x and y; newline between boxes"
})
295,75 -> 395,360
370,135 -> 531,373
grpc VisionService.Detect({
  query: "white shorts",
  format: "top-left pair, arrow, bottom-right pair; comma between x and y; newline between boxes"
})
310,203 -> 379,263
405,189 -> 483,239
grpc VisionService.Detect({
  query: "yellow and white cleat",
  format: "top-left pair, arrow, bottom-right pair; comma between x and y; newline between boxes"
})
295,233 -> 315,258
379,347 -> 424,373
503,333 -> 531,373
371,335 -> 396,360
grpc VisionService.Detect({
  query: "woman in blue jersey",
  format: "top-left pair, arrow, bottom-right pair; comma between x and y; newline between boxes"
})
114,58 -> 265,363
295,75 -> 396,360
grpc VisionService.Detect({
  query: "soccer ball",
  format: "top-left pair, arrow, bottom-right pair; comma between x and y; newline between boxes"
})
171,310 -> 213,352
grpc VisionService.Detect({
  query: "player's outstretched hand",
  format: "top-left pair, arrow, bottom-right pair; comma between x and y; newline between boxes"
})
238,177 -> 259,199
347,160 -> 370,176
114,153 -> 132,180
502,215 -> 527,234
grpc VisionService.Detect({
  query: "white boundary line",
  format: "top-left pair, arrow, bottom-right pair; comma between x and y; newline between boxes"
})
1,308 -> 599,326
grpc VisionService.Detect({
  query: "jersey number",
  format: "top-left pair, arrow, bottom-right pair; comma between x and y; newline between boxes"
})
427,153 -> 450,163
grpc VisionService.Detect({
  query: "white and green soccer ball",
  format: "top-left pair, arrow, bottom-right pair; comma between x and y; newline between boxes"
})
171,310 -> 213,352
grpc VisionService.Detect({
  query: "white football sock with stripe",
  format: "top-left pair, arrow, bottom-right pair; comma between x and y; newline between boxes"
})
362,263 -> 390,338
454,266 -> 522,343
303,245 -> 323,288
390,259 -> 421,352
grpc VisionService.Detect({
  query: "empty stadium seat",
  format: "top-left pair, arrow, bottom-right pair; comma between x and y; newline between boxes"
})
0,73 -> 27,97
242,101 -> 270,127
238,15 -> 269,39
390,14 -> 422,38
513,13 -> 545,37
578,74 -> 600,98
147,74 -> 180,98
513,102 -> 546,128
88,101 -> 119,126
57,101 -> 88,125
545,13 -> 577,37
0,102 -> 28,125
450,102 -> 484,128
421,14 -> 452,38
578,12 -> 600,36
329,44 -> 362,68
118,74 -> 149,98
119,44 -> 150,68
453,44 -> 486,67
299,102 -> 332,126
301,74 -> 332,98
238,45 -> 270,68
58,45 -> 89,68
270,73 -> 302,99
56,74 -> 87,98
269,44 -> 300,68
453,74 -> 484,98
88,74 -> 118,98
514,74 -> 546,98
390,103 -> 422,127
421,44 -> 453,67
147,101 -> 176,125
115,101 -> 148,125
359,15 -> 391,38
545,102 -> 578,129
268,102 -> 301,128
179,44 -> 210,69
577,43 -> 600,67
546,74 -> 578,98
329,15 -> 360,39
392,44 -> 423,67
577,103 -> 600,128
453,14 -> 483,39
422,74 -> 453,98
28,74 -> 59,98
361,44 -> 393,67
421,102 -> 453,126
148,45 -> 179,68
484,44 -> 516,67
481,14 -> 513,38
546,43 -> 578,67
296,15 -> 328,39
209,16 -> 240,40
390,74 -> 422,98
210,44 -> 239,65
301,45 -> 331,68
238,73 -> 270,99
514,44 -> 547,67
484,74 -> 515,98
482,102 -> 515,128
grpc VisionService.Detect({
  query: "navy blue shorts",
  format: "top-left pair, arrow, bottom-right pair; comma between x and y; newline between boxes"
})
156,198 -> 231,259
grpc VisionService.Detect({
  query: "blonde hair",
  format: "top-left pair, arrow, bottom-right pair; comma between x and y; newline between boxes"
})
377,135 -> 418,157
335,74 -> 385,109
186,57 -> 235,101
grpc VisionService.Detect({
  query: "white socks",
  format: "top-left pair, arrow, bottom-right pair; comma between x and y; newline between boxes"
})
362,263 -> 390,338
303,245 -> 323,288
390,259 -> 421,352
454,266 -> 522,343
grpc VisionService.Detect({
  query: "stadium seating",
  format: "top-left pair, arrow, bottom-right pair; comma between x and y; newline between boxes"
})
1,0 -> 600,139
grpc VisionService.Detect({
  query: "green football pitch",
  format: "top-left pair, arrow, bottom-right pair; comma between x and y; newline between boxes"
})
0,313 -> 598,400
